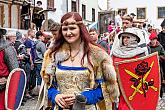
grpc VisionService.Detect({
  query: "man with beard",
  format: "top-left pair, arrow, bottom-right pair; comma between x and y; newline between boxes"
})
0,27 -> 19,109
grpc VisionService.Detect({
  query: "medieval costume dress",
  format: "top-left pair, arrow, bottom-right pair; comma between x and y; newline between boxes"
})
111,28 -> 147,110
0,31 -> 19,109
36,42 -> 120,110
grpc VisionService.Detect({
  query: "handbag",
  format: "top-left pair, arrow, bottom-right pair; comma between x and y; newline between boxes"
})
72,95 -> 87,110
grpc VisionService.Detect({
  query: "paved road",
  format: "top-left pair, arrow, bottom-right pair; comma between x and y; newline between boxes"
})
20,94 -> 165,110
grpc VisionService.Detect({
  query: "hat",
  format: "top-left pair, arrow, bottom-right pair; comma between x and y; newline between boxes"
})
36,31 -> 43,37
161,19 -> 165,27
130,13 -> 136,16
0,27 -> 6,35
37,1 -> 42,5
118,28 -> 140,43
149,32 -> 157,40
7,31 -> 16,37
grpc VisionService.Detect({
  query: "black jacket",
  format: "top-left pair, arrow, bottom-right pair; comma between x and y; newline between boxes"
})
158,31 -> 165,49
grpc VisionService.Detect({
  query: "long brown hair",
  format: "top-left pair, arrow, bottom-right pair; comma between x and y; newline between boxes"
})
50,12 -> 95,67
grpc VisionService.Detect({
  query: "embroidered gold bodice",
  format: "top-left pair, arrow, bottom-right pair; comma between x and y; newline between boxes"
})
55,64 -> 90,94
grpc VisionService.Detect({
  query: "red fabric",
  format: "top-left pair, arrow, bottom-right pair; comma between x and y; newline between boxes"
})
113,54 -> 160,110
113,56 -> 138,110
0,50 -> 10,77
118,95 -> 129,110
7,71 -> 20,109
113,56 -> 138,66
108,25 -> 114,33
0,90 -> 5,110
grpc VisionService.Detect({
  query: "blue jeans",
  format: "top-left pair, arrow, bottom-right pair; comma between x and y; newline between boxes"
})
34,63 -> 42,85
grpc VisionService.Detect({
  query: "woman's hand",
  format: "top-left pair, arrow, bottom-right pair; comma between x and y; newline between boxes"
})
64,94 -> 76,106
55,94 -> 70,108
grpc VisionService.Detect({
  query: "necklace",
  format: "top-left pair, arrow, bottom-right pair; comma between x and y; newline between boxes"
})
70,48 -> 80,62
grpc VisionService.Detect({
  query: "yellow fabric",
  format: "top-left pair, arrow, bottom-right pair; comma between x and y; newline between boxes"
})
38,43 -> 119,110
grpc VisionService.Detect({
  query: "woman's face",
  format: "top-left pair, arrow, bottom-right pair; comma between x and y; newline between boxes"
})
122,35 -> 130,46
62,18 -> 81,44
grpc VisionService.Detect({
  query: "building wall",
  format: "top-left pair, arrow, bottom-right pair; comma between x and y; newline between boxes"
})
110,0 -> 165,29
47,0 -> 99,24
48,0 -> 67,23
11,5 -> 18,28
4,4 -> 8,28
2,3 -> 22,28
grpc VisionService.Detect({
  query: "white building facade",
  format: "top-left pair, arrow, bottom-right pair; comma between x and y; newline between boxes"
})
109,0 -> 165,29
46,0 -> 99,26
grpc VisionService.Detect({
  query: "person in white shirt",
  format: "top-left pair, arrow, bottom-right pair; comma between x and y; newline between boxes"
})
115,10 -> 122,28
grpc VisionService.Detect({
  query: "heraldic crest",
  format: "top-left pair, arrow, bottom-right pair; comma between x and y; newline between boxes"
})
115,52 -> 160,110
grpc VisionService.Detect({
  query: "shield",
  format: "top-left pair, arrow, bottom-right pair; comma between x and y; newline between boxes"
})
5,68 -> 26,110
115,52 -> 160,110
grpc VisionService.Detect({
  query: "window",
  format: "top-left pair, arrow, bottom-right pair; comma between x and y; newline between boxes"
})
0,5 -> 4,27
14,0 -> 34,4
158,7 -> 165,18
118,8 -> 127,16
72,1 -> 77,12
137,8 -> 146,19
47,0 -> 54,9
92,8 -> 95,22
82,4 -> 86,19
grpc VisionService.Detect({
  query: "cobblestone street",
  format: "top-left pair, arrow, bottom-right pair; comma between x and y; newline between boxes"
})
20,93 -> 165,110
20,96 -> 37,110
157,94 -> 165,110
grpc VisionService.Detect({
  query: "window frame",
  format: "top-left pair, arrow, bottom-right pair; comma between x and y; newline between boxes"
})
136,7 -> 146,19
157,6 -> 165,19
82,4 -> 86,19
71,1 -> 77,12
92,8 -> 95,22
47,0 -> 54,9
117,8 -> 127,16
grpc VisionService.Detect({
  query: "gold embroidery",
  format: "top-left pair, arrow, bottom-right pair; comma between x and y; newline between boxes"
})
55,68 -> 90,94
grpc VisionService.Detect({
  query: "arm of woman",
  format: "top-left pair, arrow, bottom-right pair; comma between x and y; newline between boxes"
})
81,84 -> 104,105
48,87 -> 71,108
102,58 -> 120,102
48,87 -> 60,104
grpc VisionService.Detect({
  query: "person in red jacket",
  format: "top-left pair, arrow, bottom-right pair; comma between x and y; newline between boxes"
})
0,27 -> 19,110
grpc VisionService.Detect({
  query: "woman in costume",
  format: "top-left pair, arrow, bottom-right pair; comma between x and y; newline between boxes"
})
111,28 -> 148,110
37,12 -> 119,110
0,27 -> 19,109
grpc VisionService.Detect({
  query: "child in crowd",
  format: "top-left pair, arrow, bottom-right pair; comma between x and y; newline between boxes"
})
147,32 -> 165,98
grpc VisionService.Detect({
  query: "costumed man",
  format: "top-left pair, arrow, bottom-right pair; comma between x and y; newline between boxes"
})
0,27 -> 19,109
111,28 -> 149,110
32,1 -> 45,31
21,0 -> 31,30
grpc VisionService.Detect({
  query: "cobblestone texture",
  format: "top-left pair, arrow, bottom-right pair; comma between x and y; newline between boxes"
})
20,93 -> 165,110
